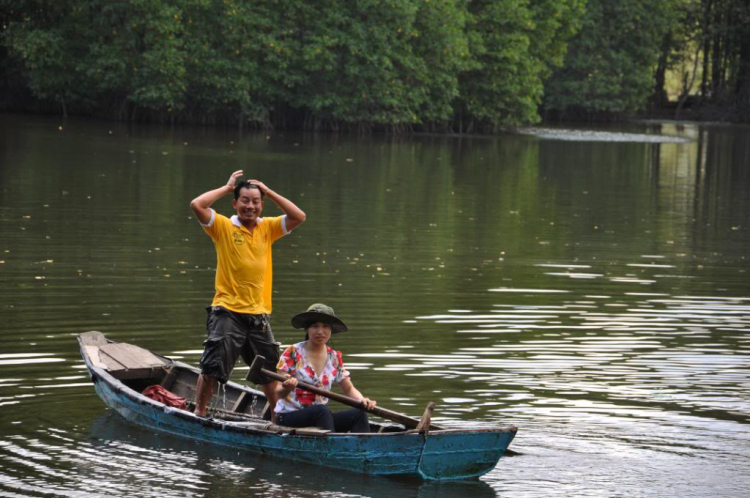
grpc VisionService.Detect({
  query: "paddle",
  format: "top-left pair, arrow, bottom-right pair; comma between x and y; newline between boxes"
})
250,355 -> 441,431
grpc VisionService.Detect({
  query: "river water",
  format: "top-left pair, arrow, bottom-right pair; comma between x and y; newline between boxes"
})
1,114 -> 748,497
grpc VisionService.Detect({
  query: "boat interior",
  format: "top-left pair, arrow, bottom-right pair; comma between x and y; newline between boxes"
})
79,331 -> 405,433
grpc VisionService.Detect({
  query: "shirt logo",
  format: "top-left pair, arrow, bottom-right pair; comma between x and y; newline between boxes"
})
232,232 -> 245,245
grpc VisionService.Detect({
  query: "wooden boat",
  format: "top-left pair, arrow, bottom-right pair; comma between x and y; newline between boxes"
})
77,331 -> 517,480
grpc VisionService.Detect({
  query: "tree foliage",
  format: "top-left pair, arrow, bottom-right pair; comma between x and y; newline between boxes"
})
459,0 -> 584,129
696,0 -> 750,119
1,0 -> 586,129
544,0 -> 750,121
544,0 -> 674,115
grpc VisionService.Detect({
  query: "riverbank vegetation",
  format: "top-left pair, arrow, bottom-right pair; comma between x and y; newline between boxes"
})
1,0 -> 748,130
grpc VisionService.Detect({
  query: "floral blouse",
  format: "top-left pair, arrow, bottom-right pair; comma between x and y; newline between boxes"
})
274,341 -> 350,414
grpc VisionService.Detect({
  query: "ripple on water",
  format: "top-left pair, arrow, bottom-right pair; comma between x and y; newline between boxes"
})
0,425 -> 212,497
405,290 -> 750,431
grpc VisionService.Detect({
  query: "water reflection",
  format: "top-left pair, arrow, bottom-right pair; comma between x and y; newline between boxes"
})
1,115 -> 749,496
0,414 -> 498,497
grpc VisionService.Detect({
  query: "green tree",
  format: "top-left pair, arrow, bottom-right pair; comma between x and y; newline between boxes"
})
544,0 -> 672,116
458,0 -> 583,130
697,0 -> 750,119
181,0 -> 276,126
272,0 -> 469,130
2,1 -> 89,117
0,0 -> 587,129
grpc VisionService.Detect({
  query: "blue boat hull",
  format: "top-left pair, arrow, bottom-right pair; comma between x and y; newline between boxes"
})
81,335 -> 517,479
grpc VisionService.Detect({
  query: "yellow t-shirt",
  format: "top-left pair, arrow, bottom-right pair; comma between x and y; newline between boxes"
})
202,210 -> 287,314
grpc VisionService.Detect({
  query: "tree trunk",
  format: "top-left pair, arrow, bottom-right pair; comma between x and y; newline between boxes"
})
651,33 -> 672,108
710,1 -> 724,99
701,0 -> 714,99
60,95 -> 68,119
676,44 -> 703,119
735,4 -> 750,120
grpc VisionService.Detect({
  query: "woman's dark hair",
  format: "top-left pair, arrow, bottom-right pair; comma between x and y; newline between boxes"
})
234,180 -> 264,200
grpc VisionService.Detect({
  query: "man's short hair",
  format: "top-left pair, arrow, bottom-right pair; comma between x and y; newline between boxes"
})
234,180 -> 264,200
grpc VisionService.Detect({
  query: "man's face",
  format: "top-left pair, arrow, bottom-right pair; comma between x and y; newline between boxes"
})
232,186 -> 263,225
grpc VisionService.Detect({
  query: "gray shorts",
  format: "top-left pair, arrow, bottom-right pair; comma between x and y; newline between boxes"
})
199,306 -> 280,385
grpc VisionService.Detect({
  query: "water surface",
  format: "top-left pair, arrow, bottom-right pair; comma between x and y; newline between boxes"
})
1,114 -> 749,496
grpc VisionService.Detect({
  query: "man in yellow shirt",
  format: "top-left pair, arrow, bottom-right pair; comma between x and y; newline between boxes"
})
190,170 -> 306,417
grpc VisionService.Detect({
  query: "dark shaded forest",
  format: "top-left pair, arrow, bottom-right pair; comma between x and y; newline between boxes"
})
1,0 -> 748,131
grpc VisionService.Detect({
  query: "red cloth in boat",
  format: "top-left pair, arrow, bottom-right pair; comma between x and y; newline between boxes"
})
142,385 -> 187,410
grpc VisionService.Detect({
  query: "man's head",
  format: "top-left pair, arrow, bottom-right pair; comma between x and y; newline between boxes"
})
234,180 -> 264,200
232,180 -> 264,226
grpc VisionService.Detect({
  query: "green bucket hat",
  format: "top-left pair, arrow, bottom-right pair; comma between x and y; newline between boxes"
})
291,303 -> 348,334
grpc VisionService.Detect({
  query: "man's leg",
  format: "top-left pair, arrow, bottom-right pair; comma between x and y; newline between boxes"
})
245,314 -> 281,412
194,373 -> 218,417
197,307 -> 242,416
261,381 -> 280,412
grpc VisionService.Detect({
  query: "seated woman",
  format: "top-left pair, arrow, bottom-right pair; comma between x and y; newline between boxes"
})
273,303 -> 376,433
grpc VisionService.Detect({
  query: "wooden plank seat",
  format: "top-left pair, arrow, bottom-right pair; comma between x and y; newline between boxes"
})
80,331 -> 169,380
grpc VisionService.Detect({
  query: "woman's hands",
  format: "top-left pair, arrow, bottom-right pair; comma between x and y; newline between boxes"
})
360,397 -> 377,410
281,375 -> 298,394
278,373 -> 375,411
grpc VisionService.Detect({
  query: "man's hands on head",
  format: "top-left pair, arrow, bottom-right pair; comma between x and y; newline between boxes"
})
226,172 -> 271,197
249,179 -> 270,196
227,170 -> 244,191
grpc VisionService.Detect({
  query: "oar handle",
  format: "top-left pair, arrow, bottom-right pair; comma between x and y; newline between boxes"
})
251,356 -> 437,429
260,366 -> 422,429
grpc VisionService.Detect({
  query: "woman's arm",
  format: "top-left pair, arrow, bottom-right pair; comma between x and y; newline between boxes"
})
338,377 -> 376,410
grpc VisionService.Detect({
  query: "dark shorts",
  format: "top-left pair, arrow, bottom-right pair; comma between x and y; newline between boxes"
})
199,306 -> 280,385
